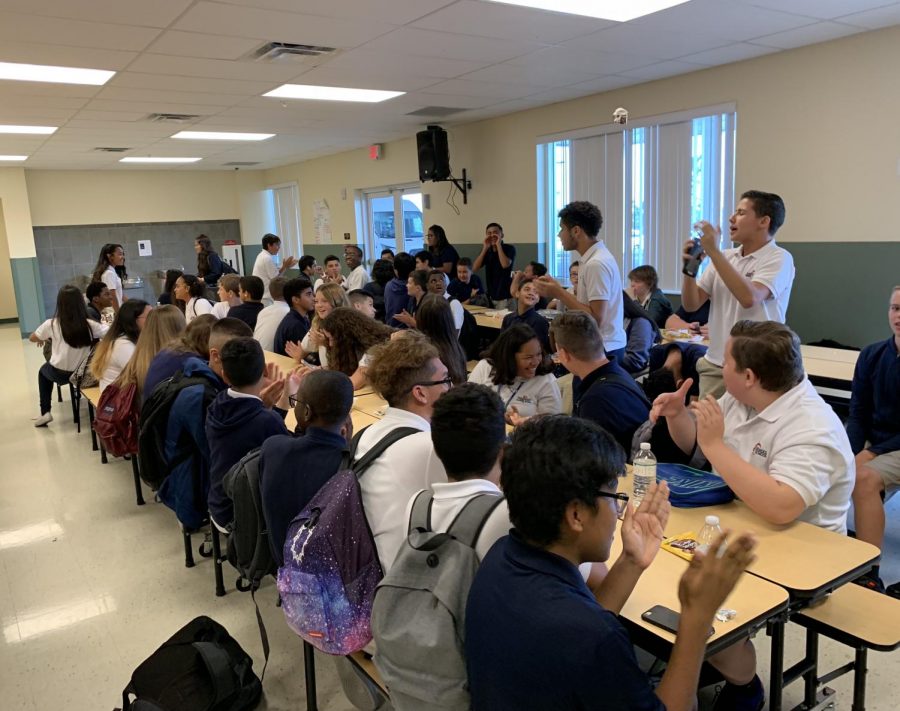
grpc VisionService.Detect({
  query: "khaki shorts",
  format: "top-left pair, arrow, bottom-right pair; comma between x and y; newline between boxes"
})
865,449 -> 900,489
697,356 -> 726,400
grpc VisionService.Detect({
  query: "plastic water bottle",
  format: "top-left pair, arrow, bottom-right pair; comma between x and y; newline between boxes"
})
696,515 -> 723,556
632,442 -> 657,506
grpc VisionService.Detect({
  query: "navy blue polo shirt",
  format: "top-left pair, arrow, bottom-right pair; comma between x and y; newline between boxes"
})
448,275 -> 484,302
466,531 -> 665,711
430,244 -> 459,276
847,337 -> 900,455
648,342 -> 708,398
502,307 -> 551,353
573,359 -> 651,457
273,309 -> 310,356
483,243 -> 516,300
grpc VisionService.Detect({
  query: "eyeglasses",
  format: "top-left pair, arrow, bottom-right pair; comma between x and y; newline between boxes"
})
412,376 -> 453,390
288,394 -> 302,408
597,491 -> 630,520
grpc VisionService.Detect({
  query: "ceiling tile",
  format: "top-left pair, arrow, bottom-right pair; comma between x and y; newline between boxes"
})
619,60 -> 709,82
678,42 -> 775,66
173,2 -> 398,48
563,26 -> 731,61
125,54 -> 303,82
145,31 -> 265,61
419,78 -> 542,101
0,0 -> 192,27
834,3 -> 900,29
0,11 -> 161,52
506,45 -> 659,76
288,66 -> 441,93
323,48 -> 492,79
107,72 -> 275,96
410,0 -> 615,43
750,20 -> 865,49
0,41 -> 137,70
737,0 -> 896,20
0,82 -> 103,99
93,87 -> 247,108
360,27 -> 545,64
0,93 -> 89,110
214,0 -> 455,25
458,61 -> 605,89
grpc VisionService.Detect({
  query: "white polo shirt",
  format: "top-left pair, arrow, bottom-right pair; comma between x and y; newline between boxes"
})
716,378 -> 855,533
346,265 -> 370,292
253,300 -> 290,351
252,250 -> 279,304
698,241 -> 795,366
34,318 -> 108,371
355,408 -> 447,569
468,360 -> 562,418
575,241 -> 626,352
101,265 -> 123,306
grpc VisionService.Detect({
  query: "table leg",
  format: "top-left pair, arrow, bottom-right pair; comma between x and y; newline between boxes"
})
803,629 -> 819,708
303,640 -> 318,711
768,616 -> 786,711
852,647 -> 867,711
88,402 -> 97,451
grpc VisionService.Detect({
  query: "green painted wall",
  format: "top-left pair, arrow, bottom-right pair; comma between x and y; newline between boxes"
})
11,257 -> 45,335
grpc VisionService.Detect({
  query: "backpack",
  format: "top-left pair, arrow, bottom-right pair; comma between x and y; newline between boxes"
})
277,426 -> 419,655
139,369 -> 220,490
371,491 -> 504,711
221,261 -> 238,276
94,381 -> 140,457
458,305 -> 480,361
120,616 -> 262,711
69,341 -> 100,390
657,463 -> 735,508
223,448 -> 275,589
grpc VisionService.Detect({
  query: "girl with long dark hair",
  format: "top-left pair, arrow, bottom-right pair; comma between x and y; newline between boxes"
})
91,299 -> 151,391
173,274 -> 214,324
29,285 -> 108,426
415,294 -> 468,385
92,243 -> 127,312
426,224 -> 459,276
195,235 -> 225,288
321,307 -> 395,389
158,269 -> 183,305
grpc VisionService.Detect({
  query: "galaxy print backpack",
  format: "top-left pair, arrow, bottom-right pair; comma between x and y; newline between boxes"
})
277,426 -> 419,655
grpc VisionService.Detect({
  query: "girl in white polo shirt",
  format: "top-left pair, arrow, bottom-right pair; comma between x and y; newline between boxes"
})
92,243 -> 126,312
173,274 -> 214,325
468,323 -> 561,427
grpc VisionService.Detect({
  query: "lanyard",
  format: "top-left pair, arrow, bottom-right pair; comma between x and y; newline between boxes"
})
499,381 -> 525,410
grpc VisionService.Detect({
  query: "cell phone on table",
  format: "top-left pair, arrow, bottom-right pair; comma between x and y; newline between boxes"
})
641,605 -> 714,637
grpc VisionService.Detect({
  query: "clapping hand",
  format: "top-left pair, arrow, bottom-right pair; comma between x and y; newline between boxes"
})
506,406 -> 529,428
394,309 -> 417,327
678,531 -> 757,619
649,378 -> 693,423
621,481 -> 671,570
691,395 -> 725,450
260,362 -> 286,409
284,340 -> 305,363
534,274 -> 562,299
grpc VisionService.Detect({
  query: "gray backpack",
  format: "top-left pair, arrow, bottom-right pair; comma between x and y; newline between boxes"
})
371,490 -> 504,711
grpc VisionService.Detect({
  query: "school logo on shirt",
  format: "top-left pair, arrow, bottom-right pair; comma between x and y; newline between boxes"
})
518,395 -> 534,404
752,442 -> 768,458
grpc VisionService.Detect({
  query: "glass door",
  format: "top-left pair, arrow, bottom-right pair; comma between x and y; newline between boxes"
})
360,184 -> 424,261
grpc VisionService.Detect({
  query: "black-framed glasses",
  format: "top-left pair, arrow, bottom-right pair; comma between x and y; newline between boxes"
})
412,376 -> 453,389
598,492 -> 630,520
288,393 -> 302,408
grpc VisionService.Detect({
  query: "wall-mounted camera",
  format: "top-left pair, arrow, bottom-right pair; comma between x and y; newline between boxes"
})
613,107 -> 629,125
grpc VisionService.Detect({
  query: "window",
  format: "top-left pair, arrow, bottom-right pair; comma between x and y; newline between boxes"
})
264,183 -> 302,262
537,106 -> 736,291
356,185 -> 424,262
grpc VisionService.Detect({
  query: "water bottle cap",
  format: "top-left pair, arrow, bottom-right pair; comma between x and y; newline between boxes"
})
705,515 -> 719,526
640,442 -> 651,450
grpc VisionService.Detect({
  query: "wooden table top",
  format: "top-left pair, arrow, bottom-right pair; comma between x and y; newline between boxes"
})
799,345 -> 860,366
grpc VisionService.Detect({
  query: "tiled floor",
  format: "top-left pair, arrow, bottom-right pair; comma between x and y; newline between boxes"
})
1,323 -> 897,710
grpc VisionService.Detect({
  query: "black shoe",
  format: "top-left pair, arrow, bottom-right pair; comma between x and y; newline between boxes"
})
853,573 -> 886,593
886,581 -> 900,599
713,675 -> 764,711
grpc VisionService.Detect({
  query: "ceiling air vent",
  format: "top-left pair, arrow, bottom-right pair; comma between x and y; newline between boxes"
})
249,42 -> 338,63
145,113 -> 202,123
406,106 -> 468,118
94,147 -> 131,152
223,162 -> 261,166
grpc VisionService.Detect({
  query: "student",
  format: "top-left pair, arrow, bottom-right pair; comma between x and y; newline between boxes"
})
534,201 -> 627,362
426,269 -> 464,331
348,289 -> 377,319
355,331 -> 448,570
30,285 -> 108,426
380,248 -> 395,262
286,282 -> 349,366
426,224 -> 459,277
848,287 -> 900,593
415,295 -> 468,386
92,243 -> 127,312
273,277 -> 314,357
681,190 -> 794,399
90,299 -> 150,392
296,255 -> 318,282
447,257 -> 484,304
384,252 -> 417,327
321,307 -> 394,390
344,245 -> 370,291
173,274 -> 214,324
548,260 -> 579,312
260,370 -> 354,565
314,254 -> 345,291
252,233 -> 297,304
645,340 -> 709,401
501,278 -> 551,353
472,222 -> 515,308
468,323 -> 561,426
363,259 -> 394,322
85,281 -> 112,322
141,309 -> 212,402
195,234 -> 225,288
227,276 -> 265,330
212,274 -> 242,319
666,301 -> 712,332
628,264 -> 673,329
205,337 -> 288,532
465,415 -> 757,711
414,250 -> 432,273
254,276 -> 290,351
510,261 -> 550,310
621,292 -> 660,375
394,269 -> 428,328
157,269 -> 183,306
654,320 -> 855,532
551,311 -> 651,457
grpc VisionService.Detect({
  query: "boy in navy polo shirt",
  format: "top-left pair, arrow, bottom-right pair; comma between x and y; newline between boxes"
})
273,276 -> 314,356
448,257 -> 484,304
465,415 -> 758,711
501,278 -> 551,353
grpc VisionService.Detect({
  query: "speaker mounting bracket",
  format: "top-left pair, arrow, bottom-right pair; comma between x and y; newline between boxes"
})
441,168 -> 471,204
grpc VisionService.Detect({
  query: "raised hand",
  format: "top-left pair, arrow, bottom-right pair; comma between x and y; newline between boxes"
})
650,377 -> 693,423
694,220 -> 721,255
394,310 -> 417,327
533,274 -> 562,299
506,406 -> 529,428
621,481 -> 671,570
691,395 -> 725,450
284,340 -> 305,363
678,531 -> 757,619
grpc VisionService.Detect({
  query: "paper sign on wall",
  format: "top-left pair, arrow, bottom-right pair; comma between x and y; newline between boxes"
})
313,199 -> 332,244
138,240 -> 152,256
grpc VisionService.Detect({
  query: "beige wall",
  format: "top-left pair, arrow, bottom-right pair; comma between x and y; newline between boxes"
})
265,24 -> 900,247
0,167 -> 37,258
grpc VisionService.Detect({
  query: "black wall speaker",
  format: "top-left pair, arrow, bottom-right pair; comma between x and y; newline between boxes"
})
417,125 -> 451,182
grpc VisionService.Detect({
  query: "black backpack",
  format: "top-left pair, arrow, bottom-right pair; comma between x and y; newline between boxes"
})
120,616 -> 262,711
138,370 -> 219,490
221,261 -> 238,276
222,448 -> 275,590
458,306 -> 480,361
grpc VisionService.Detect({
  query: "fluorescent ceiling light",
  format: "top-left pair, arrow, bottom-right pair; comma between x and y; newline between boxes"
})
0,155 -> 28,161
0,61 -> 114,86
264,84 -> 404,103
0,125 -> 57,135
484,0 -> 690,22
171,131 -> 274,141
120,157 -> 202,164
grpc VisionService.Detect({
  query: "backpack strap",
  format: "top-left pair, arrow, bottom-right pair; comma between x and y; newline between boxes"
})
407,490 -> 434,535
446,494 -> 506,549
193,641 -> 238,705
351,427 -> 420,478
341,426 -> 370,469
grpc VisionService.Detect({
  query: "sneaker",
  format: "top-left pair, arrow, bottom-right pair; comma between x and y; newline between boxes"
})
886,582 -> 900,600
853,573 -> 885,593
33,413 -> 53,427
713,675 -> 765,711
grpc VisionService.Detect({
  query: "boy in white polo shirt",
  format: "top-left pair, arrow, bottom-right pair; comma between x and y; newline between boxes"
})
681,190 -> 795,399
653,320 -> 855,533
